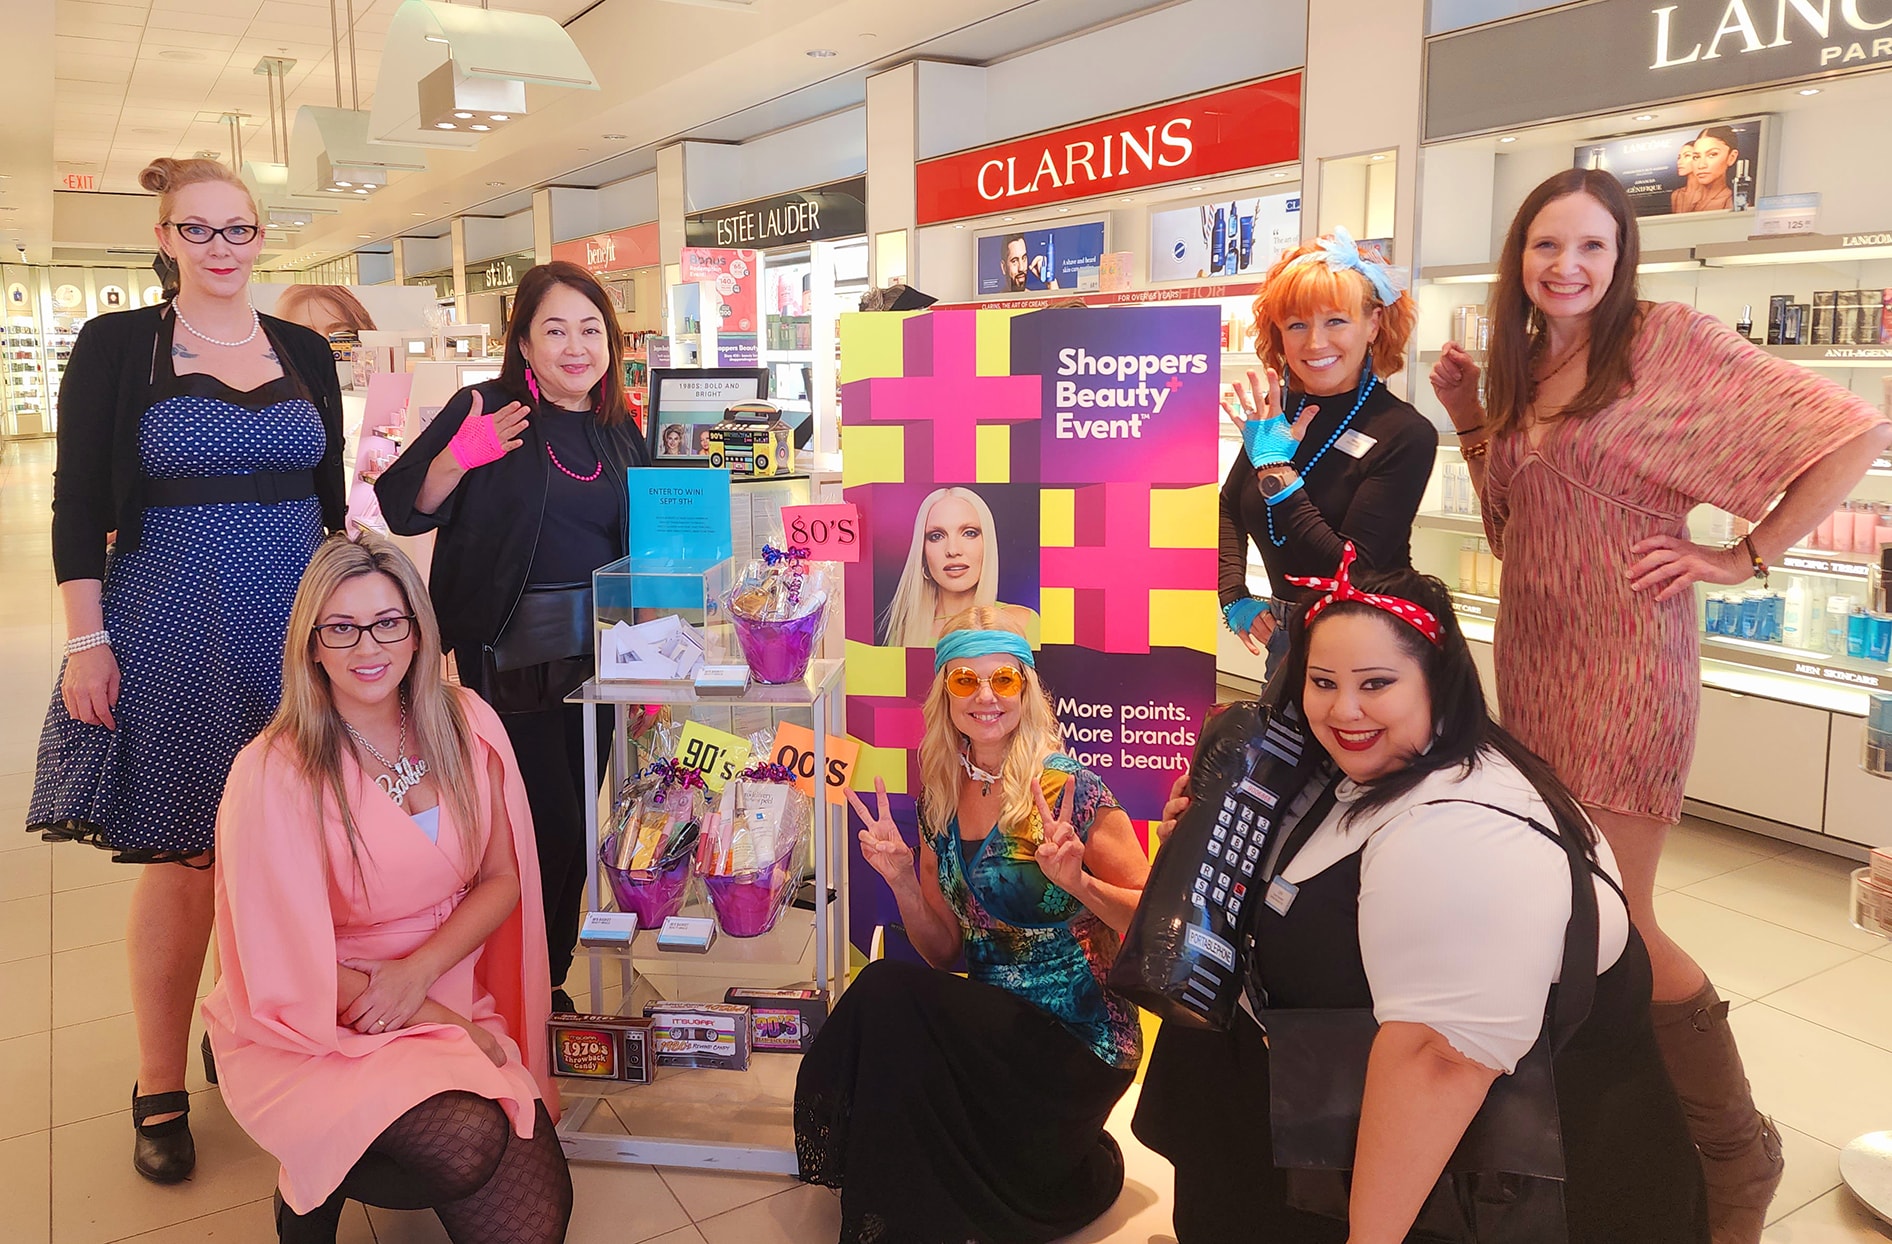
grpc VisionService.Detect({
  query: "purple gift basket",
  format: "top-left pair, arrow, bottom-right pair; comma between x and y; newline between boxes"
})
704,844 -> 800,937
723,544 -> 832,685
698,761 -> 813,938
599,759 -> 708,927
601,836 -> 694,926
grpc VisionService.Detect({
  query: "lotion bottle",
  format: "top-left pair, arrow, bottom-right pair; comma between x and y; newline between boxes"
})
1782,578 -> 1808,649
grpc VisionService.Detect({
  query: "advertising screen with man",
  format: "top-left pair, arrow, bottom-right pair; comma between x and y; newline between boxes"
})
975,221 -> 1107,296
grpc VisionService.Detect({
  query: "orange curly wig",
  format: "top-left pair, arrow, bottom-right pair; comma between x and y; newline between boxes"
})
1249,238 -> 1415,381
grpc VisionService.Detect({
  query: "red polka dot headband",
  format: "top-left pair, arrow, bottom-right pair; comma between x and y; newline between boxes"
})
1285,543 -> 1443,646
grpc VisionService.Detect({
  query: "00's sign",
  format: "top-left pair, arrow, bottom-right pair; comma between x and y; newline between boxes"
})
915,74 -> 1302,225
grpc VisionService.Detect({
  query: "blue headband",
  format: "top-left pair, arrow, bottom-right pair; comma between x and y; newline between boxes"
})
1288,227 -> 1403,308
934,629 -> 1035,672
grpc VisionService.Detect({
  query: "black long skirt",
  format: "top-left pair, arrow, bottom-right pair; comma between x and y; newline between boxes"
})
795,959 -> 1135,1244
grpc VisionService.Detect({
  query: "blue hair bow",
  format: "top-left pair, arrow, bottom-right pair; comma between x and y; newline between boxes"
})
1289,227 -> 1403,308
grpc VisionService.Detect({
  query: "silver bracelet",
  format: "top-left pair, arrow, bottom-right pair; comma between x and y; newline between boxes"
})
65,630 -> 111,655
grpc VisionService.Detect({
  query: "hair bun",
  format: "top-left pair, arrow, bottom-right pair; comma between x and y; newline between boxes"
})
138,158 -> 182,195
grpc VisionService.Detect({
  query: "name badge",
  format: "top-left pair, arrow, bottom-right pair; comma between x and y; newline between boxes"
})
1264,875 -> 1299,916
1333,429 -> 1378,459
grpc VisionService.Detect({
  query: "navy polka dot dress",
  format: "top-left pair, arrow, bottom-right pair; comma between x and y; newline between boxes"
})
29,343 -> 325,862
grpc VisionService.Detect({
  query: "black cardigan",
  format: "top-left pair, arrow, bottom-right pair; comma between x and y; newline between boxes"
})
1219,382 -> 1438,608
50,303 -> 347,583
374,380 -> 650,654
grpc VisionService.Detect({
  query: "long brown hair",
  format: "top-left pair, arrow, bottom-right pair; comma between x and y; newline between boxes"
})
1485,169 -> 1643,437
918,607 -> 1064,839
263,534 -> 484,884
498,261 -> 632,426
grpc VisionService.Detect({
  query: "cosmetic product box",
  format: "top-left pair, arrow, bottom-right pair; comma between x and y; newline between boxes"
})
643,1001 -> 753,1070
1880,290 -> 1892,345
1782,304 -> 1806,345
1856,874 -> 1892,937
548,1014 -> 656,1083
1856,290 -> 1884,346
1836,291 -> 1864,346
693,664 -> 753,697
1870,847 -> 1892,887
578,911 -> 639,950
724,987 -> 830,1053
1767,294 -> 1791,346
1810,291 -> 1838,345
656,915 -> 717,953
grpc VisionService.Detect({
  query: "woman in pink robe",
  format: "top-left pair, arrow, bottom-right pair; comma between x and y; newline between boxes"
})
203,534 -> 568,1244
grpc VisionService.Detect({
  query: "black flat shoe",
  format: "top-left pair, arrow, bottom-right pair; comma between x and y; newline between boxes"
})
132,1083 -> 194,1184
201,1032 -> 217,1086
275,1187 -> 347,1243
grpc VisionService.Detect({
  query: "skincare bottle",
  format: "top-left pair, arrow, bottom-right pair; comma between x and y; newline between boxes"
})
1829,595 -> 1856,655
1210,208 -> 1226,276
1240,202 -> 1256,271
1738,592 -> 1764,640
1704,594 -> 1726,636
1782,578 -> 1808,649
1475,540 -> 1495,596
1848,608 -> 1872,659
1458,540 -> 1476,593
1732,158 -> 1752,212
1871,614 -> 1892,664
1814,508 -> 1837,550
1736,305 -> 1754,340
1808,589 -> 1828,652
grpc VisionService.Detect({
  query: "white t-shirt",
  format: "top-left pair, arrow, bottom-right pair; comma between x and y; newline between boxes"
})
1271,751 -> 1629,1074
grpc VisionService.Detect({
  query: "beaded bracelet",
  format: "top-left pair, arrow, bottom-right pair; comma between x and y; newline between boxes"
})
1461,438 -> 1491,462
65,630 -> 111,655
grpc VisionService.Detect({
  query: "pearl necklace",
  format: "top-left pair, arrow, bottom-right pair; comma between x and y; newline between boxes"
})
174,302 -> 260,349
1267,372 -> 1380,548
345,698 -> 430,808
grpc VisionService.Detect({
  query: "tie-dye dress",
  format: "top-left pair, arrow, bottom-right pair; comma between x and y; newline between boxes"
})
1484,301 -> 1886,823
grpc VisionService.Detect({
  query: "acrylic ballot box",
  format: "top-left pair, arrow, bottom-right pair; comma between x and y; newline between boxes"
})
592,555 -> 738,683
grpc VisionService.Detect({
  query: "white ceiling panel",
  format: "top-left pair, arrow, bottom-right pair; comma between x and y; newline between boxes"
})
57,0 -> 155,24
145,9 -> 248,33
151,0 -> 266,13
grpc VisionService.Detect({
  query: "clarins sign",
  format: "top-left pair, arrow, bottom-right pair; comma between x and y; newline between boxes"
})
1427,0 -> 1892,140
914,74 -> 1302,226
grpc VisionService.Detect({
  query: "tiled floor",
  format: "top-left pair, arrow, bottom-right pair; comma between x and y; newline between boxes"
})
0,436 -> 1887,1242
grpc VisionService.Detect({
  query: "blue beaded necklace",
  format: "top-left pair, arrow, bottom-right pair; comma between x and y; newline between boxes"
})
1266,360 -> 1379,548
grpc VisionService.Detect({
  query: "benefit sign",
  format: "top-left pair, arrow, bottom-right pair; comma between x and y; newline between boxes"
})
838,307 -> 1221,953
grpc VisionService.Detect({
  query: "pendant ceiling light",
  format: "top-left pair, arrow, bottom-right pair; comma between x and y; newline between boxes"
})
289,106 -> 429,197
369,0 -> 600,148
241,160 -> 343,233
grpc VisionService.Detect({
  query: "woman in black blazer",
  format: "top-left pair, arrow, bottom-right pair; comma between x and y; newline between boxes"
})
377,261 -> 649,1011
26,158 -> 344,1184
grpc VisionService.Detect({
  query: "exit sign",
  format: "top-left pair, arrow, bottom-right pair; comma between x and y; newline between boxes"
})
59,172 -> 96,191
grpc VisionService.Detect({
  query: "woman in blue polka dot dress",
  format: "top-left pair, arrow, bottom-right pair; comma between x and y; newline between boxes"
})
26,158 -> 345,1185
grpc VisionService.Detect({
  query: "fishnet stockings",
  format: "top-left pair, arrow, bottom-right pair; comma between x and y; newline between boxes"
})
275,1093 -> 571,1244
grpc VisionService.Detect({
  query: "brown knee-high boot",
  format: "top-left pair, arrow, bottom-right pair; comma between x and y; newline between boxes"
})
1649,979 -> 1784,1244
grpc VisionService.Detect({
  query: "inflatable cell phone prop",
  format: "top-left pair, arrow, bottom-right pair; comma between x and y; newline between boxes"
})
1107,696 -> 1328,1029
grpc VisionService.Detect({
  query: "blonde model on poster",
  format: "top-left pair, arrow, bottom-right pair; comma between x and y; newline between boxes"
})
881,487 -> 1035,647
276,284 -> 378,337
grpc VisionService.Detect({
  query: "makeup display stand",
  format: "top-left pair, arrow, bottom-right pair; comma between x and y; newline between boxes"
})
554,659 -> 848,1174
1843,857 -> 1892,1225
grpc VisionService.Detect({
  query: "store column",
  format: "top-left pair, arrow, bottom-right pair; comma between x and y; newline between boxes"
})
450,217 -> 469,324
533,188 -> 554,266
864,60 -> 988,293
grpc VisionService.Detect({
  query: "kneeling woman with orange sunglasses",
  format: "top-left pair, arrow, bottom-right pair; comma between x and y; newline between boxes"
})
795,607 -> 1151,1244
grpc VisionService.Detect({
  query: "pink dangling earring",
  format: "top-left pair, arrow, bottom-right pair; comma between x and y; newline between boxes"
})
524,364 -> 541,403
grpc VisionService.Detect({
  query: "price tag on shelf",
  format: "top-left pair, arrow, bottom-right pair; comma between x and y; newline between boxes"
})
768,721 -> 860,805
675,720 -> 752,792
780,503 -> 862,562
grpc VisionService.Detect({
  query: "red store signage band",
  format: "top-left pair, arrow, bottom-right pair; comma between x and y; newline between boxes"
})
914,73 -> 1302,226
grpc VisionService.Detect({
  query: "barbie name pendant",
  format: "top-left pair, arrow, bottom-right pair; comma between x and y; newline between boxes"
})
377,756 -> 430,808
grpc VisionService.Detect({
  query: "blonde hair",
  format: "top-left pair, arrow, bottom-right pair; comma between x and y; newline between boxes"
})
918,606 -> 1066,840
881,487 -> 1001,647
263,534 -> 483,885
139,157 -> 257,225
276,284 -> 376,334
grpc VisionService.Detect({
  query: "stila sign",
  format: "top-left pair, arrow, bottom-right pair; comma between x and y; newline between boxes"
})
915,74 -> 1302,225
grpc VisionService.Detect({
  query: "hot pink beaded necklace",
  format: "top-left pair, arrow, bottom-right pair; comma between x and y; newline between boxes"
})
546,442 -> 603,481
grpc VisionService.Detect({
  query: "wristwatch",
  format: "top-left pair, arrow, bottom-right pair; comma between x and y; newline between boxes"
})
1258,467 -> 1297,498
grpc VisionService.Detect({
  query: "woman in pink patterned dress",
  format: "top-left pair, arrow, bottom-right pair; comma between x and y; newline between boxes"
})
1430,168 -> 1891,1244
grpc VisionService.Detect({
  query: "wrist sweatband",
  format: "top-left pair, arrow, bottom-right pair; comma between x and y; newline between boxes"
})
1222,597 -> 1266,635
447,413 -> 507,471
1262,473 -> 1306,507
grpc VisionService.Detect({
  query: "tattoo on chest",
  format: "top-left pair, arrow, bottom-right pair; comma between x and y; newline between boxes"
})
170,343 -> 198,359
263,348 -> 279,362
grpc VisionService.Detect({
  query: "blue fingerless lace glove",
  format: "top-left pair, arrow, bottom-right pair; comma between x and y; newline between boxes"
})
1223,596 -> 1266,635
1241,415 -> 1300,468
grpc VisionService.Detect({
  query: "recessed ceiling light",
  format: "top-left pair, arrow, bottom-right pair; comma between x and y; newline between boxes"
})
325,187 -> 346,193
411,211 -> 426,216
334,180 -> 353,188
806,48 -> 836,57
357,233 -> 372,239
1633,113 -> 1656,121
953,224 -> 965,230
157,49 -> 204,62
434,122 -> 456,129
1273,171 -> 1288,178
1120,196 -> 1135,202
470,124 -> 490,131
353,188 -> 370,194
1002,216 -> 1014,222
1798,87 -> 1822,95
1057,207 -> 1070,213
1370,154 -> 1386,161
486,180 -> 505,187
602,133 -> 626,140
1498,135 -> 1518,143
424,35 -> 448,44
453,112 -> 473,120
489,115 -> 510,122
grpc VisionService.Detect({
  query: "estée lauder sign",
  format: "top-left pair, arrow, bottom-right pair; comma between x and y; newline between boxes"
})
1426,0 -> 1892,140
915,74 -> 1302,226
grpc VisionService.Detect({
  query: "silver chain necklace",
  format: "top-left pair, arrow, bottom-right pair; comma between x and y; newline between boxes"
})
345,697 -> 430,807
174,302 -> 260,349
960,750 -> 1003,796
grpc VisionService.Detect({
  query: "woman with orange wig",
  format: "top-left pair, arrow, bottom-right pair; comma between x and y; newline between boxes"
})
1218,230 -> 1434,677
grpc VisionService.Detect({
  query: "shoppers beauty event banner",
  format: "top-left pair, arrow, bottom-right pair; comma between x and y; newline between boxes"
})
1573,116 -> 1765,219
975,221 -> 1107,296
680,247 -> 760,366
839,307 -> 1221,954
1149,190 -> 1300,283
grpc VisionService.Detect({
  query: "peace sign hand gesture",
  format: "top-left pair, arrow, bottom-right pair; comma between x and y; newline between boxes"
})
846,777 -> 917,894
1223,367 -> 1320,469
1031,780 -> 1087,898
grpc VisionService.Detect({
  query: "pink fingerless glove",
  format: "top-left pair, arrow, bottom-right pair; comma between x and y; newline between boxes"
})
447,413 -> 507,470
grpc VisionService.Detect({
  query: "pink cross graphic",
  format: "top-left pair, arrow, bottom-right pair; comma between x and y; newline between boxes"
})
847,311 -> 1040,481
1041,482 -> 1214,654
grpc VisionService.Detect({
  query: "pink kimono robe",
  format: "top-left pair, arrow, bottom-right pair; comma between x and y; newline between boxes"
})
202,690 -> 558,1213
